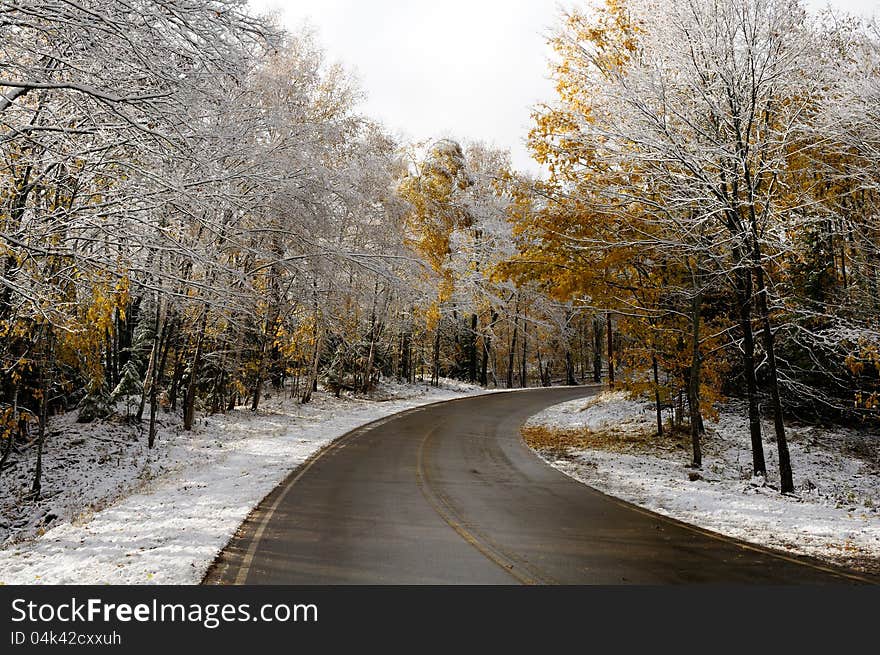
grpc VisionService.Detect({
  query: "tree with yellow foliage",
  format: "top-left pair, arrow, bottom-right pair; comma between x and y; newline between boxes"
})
513,0 -> 870,488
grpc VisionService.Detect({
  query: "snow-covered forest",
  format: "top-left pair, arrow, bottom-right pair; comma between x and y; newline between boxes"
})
516,0 -> 880,493
1,0 -> 878,546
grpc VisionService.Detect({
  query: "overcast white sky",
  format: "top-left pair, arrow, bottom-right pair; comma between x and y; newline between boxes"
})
249,0 -> 876,174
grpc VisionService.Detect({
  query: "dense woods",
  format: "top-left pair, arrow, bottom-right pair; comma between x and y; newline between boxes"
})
1,0 -> 878,499
517,0 -> 880,491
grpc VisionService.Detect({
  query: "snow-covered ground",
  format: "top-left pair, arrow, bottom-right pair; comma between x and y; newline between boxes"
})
524,391 -> 880,576
0,379 -> 481,584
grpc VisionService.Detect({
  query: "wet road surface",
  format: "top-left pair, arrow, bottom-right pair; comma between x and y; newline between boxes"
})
207,388 -> 872,585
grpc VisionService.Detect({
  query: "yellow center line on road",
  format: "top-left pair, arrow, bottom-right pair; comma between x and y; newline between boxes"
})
415,423 -> 558,586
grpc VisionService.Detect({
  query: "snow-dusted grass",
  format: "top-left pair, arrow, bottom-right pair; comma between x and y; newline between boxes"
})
524,391 -> 880,575
0,379 -> 481,585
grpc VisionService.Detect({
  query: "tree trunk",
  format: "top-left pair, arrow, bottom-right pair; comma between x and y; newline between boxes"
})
31,343 -> 50,500
536,346 -> 545,386
687,282 -> 703,468
148,375 -> 159,450
507,310 -> 518,389
479,335 -> 490,388
402,332 -> 410,383
183,311 -> 208,431
520,312 -> 528,388
168,350 -> 184,412
593,317 -> 602,383
251,359 -> 264,412
579,319 -> 588,381
148,308 -> 163,449
147,308 -> 162,449
0,423 -> 14,477
137,300 -> 164,423
364,339 -> 376,393
0,163 -> 34,323
0,383 -> 21,478
251,348 -> 266,409
251,308 -> 280,412
361,279 -> 380,393
226,328 -> 244,412
752,261 -> 794,492
156,316 -> 175,397
468,313 -> 478,383
431,323 -> 441,387
565,349 -> 576,386
652,353 -> 664,437
301,329 -> 324,404
606,312 -> 614,388
735,248 -> 767,477
675,389 -> 684,430
480,312 -> 496,387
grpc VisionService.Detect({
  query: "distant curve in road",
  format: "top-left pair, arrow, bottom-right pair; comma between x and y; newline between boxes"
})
206,387 -> 873,585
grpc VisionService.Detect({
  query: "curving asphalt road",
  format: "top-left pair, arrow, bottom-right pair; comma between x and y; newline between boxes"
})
206,387 -> 872,585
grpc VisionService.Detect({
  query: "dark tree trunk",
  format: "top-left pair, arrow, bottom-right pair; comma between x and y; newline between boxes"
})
137,301 -> 165,423
652,353 -> 664,437
687,282 -> 703,468
735,248 -> 767,477
735,125 -> 795,488
0,423 -> 14,476
251,370 -> 263,412
401,331 -> 412,383
251,308 -> 280,412
0,383 -> 21,477
183,312 -> 208,431
675,390 -> 684,430
302,329 -> 323,404
593,317 -> 602,383
507,311 -> 518,389
0,163 -> 34,322
479,339 -> 489,387
148,376 -> 159,450
168,350 -> 184,412
156,316 -> 175,393
302,275 -> 323,403
752,261 -> 794,492
148,307 -> 163,448
431,324 -> 441,387
579,319 -> 588,381
31,346 -> 50,500
360,279 -> 380,394
468,313 -> 478,383
225,328 -> 244,412
606,312 -> 614,388
565,350 -> 576,386
536,346 -> 546,386
362,338 -> 376,393
520,313 -> 528,388
480,312 -> 496,387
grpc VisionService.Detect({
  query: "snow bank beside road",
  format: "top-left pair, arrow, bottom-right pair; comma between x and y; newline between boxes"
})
0,381 -> 481,585
528,391 -> 656,435
524,392 -> 880,576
